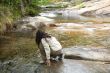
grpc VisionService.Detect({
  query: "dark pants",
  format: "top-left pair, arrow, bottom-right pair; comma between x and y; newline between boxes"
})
50,50 -> 64,61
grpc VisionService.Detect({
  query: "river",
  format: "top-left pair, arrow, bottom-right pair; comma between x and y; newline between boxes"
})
0,8 -> 110,73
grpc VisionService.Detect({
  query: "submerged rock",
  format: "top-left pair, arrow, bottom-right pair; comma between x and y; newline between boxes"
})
0,57 -> 40,73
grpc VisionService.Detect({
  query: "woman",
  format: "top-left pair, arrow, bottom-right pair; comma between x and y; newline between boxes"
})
36,23 -> 63,66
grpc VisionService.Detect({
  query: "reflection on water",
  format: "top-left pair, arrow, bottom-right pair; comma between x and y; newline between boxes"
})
0,32 -> 38,60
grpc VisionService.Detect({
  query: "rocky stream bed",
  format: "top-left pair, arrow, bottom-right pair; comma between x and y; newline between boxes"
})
1,3 -> 110,73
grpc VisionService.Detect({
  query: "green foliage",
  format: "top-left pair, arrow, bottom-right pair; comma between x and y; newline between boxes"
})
25,6 -> 40,16
74,2 -> 85,9
0,5 -> 13,32
74,0 -> 83,5
38,0 -> 50,5
0,0 -> 51,32
0,0 -> 50,17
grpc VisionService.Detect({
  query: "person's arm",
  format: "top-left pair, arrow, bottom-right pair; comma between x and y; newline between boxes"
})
41,38 -> 50,60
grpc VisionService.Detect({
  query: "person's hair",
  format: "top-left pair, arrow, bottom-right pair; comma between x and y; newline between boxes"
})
35,30 -> 51,46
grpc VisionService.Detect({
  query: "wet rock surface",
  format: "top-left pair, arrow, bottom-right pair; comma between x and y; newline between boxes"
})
0,47 -> 110,73
35,59 -> 110,73
53,23 -> 110,36
64,47 -> 110,61
0,57 -> 40,73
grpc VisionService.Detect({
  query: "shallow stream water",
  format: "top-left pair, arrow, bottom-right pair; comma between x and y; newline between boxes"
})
1,9 -> 110,60
0,8 -> 110,73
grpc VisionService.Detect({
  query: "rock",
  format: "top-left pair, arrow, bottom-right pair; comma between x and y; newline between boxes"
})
61,0 -> 110,18
57,9 -> 88,20
14,16 -> 55,32
11,63 -> 38,73
56,23 -> 84,28
53,23 -> 95,35
39,12 -> 57,18
63,47 -> 110,61
53,23 -> 110,35
95,6 -> 110,17
0,61 -> 2,72
1,47 -> 110,73
40,2 -> 69,9
35,59 -> 110,73
0,57 -> 40,73
76,0 -> 110,17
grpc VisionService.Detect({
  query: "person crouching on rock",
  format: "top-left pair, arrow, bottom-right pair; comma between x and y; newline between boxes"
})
35,22 -> 63,66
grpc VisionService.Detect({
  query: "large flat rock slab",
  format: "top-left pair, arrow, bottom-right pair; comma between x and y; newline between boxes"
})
35,59 -> 110,73
53,23 -> 110,35
63,47 -> 110,61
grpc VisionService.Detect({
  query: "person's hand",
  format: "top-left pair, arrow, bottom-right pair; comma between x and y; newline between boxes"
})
45,59 -> 51,66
